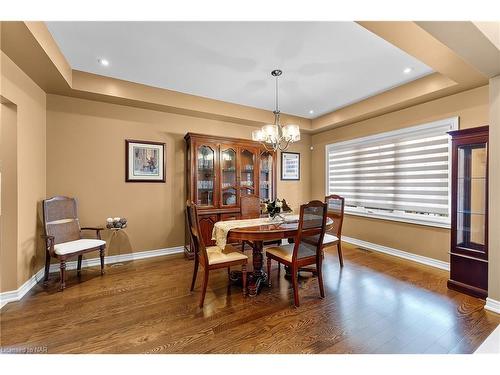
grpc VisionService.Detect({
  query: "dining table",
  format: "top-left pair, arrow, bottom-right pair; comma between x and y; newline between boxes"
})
221,215 -> 333,297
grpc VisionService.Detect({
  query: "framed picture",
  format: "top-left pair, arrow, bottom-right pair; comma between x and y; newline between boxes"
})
125,139 -> 166,182
281,152 -> 300,180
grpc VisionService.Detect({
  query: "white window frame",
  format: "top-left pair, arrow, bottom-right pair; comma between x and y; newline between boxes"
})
325,117 -> 459,229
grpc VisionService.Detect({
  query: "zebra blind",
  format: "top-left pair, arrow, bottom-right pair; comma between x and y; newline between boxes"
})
326,117 -> 458,225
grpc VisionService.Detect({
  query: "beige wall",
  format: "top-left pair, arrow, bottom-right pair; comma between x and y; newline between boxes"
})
277,141 -> 311,211
489,75 -> 500,301
311,85 -> 489,262
0,102 -> 18,292
0,52 -> 46,292
46,94 -> 311,255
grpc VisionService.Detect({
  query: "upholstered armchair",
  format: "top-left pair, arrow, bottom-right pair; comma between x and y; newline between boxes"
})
41,196 -> 106,291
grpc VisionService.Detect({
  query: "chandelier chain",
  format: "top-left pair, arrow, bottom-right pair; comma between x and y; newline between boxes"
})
251,69 -> 300,152
275,73 -> 279,115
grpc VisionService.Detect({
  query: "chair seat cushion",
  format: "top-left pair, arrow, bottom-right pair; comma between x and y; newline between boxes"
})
54,239 -> 106,255
307,233 -> 339,246
207,246 -> 248,265
266,243 -> 317,263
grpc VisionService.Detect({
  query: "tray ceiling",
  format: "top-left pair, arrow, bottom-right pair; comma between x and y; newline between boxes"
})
46,21 -> 433,118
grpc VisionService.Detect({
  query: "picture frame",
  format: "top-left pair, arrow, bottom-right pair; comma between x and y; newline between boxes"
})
125,139 -> 166,182
281,151 -> 300,181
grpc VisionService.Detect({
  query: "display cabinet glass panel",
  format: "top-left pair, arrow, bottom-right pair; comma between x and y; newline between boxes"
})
196,145 -> 216,206
259,151 -> 273,201
221,147 -> 237,206
240,148 -> 256,196
455,144 -> 487,251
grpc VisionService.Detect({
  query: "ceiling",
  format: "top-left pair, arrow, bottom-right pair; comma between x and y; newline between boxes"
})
46,21 -> 433,119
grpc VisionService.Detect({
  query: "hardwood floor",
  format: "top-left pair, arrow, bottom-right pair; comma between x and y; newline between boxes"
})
1,243 -> 498,354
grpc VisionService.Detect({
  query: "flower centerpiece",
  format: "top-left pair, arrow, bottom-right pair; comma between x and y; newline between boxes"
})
266,199 -> 284,220
106,217 -> 128,229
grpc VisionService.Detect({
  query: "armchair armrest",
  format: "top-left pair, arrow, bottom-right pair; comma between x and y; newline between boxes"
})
81,226 -> 104,231
41,234 -> 56,256
81,227 -> 105,240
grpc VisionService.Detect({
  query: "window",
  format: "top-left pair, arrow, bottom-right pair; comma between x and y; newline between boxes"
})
325,117 -> 458,228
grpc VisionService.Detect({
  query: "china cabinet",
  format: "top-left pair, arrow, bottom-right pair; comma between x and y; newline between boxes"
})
185,133 -> 277,258
448,126 -> 489,299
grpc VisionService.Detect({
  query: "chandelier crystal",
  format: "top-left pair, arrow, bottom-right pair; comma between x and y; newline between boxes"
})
252,69 -> 300,152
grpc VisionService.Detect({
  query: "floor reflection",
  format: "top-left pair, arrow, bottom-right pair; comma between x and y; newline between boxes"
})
2,242 -> 497,354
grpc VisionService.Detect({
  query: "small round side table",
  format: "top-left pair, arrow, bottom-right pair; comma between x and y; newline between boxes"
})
107,227 -> 128,267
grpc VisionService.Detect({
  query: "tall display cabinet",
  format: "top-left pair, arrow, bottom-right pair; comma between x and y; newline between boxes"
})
184,133 -> 277,258
448,126 -> 489,299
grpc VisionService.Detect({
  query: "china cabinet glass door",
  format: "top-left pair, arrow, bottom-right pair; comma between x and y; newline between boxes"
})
239,147 -> 257,196
220,146 -> 238,207
196,144 -> 216,207
456,143 -> 487,253
259,151 -> 273,201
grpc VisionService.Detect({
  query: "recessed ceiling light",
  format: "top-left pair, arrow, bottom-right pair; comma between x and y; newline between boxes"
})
98,58 -> 110,67
403,67 -> 413,74
309,110 -> 314,115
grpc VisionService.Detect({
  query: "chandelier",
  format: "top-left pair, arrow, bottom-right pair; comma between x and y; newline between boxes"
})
252,69 -> 300,152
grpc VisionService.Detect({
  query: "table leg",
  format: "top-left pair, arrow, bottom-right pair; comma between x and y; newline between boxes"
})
228,240 -> 268,297
109,230 -> 124,267
247,240 -> 268,297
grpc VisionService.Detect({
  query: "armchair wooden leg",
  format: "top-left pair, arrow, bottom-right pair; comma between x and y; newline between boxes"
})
337,242 -> 344,267
59,260 -> 66,291
242,264 -> 247,296
77,255 -> 83,278
317,257 -> 325,299
199,269 -> 209,308
190,257 -> 199,291
291,265 -> 299,307
100,248 -> 105,275
267,256 -> 272,287
43,251 -> 50,287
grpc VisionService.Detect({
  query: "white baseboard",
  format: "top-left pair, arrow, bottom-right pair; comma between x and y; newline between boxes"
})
342,236 -> 450,271
47,246 -> 184,273
485,298 -> 500,314
0,268 -> 45,310
0,246 -> 184,310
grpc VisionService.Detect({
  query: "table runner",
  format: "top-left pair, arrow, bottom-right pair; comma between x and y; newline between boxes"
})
212,214 -> 299,250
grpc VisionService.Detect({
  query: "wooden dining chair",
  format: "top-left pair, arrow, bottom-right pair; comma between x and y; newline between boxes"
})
187,201 -> 248,308
323,195 -> 345,266
240,194 -> 260,251
265,200 -> 328,307
41,196 -> 106,291
240,194 -> 281,250
299,195 -> 345,276
240,194 -> 261,219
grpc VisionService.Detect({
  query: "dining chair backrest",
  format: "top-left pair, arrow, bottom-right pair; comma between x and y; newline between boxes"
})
43,196 -> 81,245
240,194 -> 261,219
186,201 -> 209,268
292,200 -> 328,262
325,194 -> 345,239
